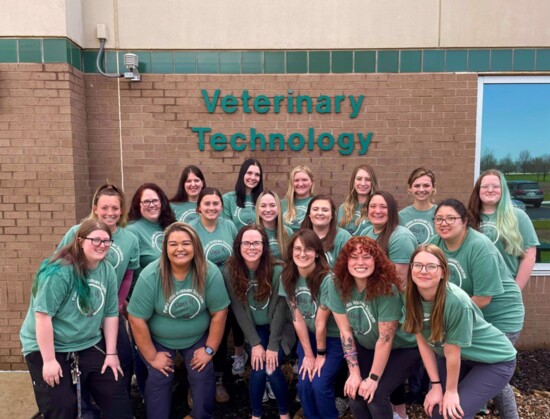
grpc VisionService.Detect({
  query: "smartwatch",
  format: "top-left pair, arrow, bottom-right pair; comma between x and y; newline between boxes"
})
369,373 -> 379,382
204,346 -> 215,356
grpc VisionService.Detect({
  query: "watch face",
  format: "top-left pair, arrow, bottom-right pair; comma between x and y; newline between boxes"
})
205,346 -> 214,356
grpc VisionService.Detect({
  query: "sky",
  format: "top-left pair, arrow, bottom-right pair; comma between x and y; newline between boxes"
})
482,83 -> 550,160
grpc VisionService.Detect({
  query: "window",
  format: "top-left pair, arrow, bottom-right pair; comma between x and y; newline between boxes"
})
477,76 -> 550,274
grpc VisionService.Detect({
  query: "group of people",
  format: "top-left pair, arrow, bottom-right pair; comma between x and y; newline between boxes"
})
20,160 -> 539,419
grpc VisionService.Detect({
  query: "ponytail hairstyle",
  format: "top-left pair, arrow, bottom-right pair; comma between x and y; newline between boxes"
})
468,169 -> 523,257
89,183 -> 128,227
403,244 -> 448,343
32,219 -> 112,315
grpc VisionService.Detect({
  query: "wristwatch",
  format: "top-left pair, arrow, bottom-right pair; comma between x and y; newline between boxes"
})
369,373 -> 379,382
204,346 -> 215,356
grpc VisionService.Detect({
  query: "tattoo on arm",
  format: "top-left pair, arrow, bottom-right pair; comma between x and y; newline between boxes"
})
346,354 -> 358,368
286,298 -> 298,322
341,336 -> 354,352
378,321 -> 397,343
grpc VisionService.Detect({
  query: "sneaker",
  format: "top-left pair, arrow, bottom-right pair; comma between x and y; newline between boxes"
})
231,351 -> 249,376
392,413 -> 409,419
335,397 -> 349,416
215,380 -> 230,403
187,391 -> 193,409
265,380 -> 275,400
262,389 -> 269,403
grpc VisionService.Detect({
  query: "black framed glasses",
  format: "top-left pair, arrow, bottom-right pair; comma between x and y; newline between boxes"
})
83,237 -> 113,247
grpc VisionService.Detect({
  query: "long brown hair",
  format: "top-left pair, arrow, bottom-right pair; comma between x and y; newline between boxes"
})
300,195 -> 337,252
367,191 -> 399,256
333,237 -> 401,303
159,222 -> 207,300
227,225 -> 274,304
128,183 -> 176,229
403,244 -> 448,343
339,165 -> 379,227
89,183 -> 128,227
281,229 -> 330,304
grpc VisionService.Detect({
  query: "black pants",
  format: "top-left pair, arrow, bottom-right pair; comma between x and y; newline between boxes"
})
214,307 -> 245,374
25,343 -> 133,419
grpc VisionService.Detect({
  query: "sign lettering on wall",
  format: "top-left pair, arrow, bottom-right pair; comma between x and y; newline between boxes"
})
192,89 -> 374,156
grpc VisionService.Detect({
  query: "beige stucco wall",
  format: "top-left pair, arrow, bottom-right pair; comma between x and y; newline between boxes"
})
2,1 -> 550,50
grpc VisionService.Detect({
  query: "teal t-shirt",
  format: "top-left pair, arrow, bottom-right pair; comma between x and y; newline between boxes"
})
337,203 -> 371,236
222,191 -> 257,231
189,218 -> 238,268
170,201 -> 200,224
325,227 -> 352,267
362,225 -> 418,264
20,260 -> 119,355
398,205 -> 436,245
430,228 -> 524,333
281,196 -> 313,233
264,225 -> 293,260
127,259 -> 230,349
479,208 -> 539,277
327,281 -> 416,349
278,274 -> 340,338
246,265 -> 284,326
421,283 -> 516,363
126,218 -> 164,283
57,224 -> 140,288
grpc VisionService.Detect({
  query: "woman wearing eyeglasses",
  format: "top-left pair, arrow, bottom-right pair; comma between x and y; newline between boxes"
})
430,199 -> 524,419
128,222 -> 230,419
398,167 -> 437,245
403,244 -> 517,419
223,226 -> 292,419
170,165 -> 206,224
279,229 -> 343,419
327,237 -> 419,419
20,219 -> 133,419
468,169 -> 539,291
223,158 -> 264,231
57,184 -> 140,397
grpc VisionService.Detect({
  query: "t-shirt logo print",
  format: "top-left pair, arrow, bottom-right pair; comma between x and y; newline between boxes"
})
346,301 -> 374,336
76,280 -> 105,317
167,291 -> 202,319
296,289 -> 317,319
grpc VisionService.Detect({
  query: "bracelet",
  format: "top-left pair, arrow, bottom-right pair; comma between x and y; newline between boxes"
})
343,351 -> 357,359
106,353 -> 118,356
317,349 -> 327,356
431,380 -> 442,385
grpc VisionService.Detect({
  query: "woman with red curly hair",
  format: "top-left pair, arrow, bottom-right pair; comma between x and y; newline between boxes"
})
327,237 -> 420,419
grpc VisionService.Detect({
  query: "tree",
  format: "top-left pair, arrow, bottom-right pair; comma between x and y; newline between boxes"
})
498,154 -> 516,174
516,150 -> 532,174
481,148 -> 498,172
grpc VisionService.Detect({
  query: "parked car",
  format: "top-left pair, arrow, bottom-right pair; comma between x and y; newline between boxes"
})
511,199 -> 527,211
507,180 -> 544,208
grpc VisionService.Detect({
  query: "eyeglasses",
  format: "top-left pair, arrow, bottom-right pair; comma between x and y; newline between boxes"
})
84,237 -> 113,247
480,184 -> 501,190
241,241 -> 263,249
293,246 -> 315,255
433,216 -> 460,225
140,199 -> 160,207
411,262 -> 441,273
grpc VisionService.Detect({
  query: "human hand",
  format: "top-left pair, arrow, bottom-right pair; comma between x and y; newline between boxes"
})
42,359 -> 63,387
442,390 -> 464,419
251,345 -> 265,371
149,351 -> 174,377
358,377 -> 379,403
190,347 -> 213,372
101,354 -> 123,381
343,373 -> 362,400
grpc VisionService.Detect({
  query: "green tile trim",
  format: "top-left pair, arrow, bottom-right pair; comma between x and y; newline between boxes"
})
309,51 -> 330,73
1,38 -> 550,76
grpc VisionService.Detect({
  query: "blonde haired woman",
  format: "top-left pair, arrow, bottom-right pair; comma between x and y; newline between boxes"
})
282,165 -> 315,233
256,189 -> 292,260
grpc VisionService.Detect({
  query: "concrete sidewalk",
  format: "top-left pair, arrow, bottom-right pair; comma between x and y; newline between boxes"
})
0,371 -> 38,418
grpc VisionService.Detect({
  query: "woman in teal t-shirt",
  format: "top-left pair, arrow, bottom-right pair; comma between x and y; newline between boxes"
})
256,189 -> 292,261
398,167 -> 437,245
223,226 -> 291,419
338,165 -> 379,236
170,165 -> 206,224
328,236 -> 419,419
222,158 -> 264,231
301,195 -> 351,267
282,164 -> 315,233
468,169 -> 539,290
20,219 -> 133,419
403,244 -> 517,419
128,222 -> 229,419
279,229 -> 343,419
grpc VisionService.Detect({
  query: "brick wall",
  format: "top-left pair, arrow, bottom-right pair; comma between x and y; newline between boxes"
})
517,275 -> 550,349
1,66 -> 547,370
0,63 -> 89,369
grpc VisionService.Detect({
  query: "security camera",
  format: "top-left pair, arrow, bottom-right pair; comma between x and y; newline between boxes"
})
123,53 -> 141,82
